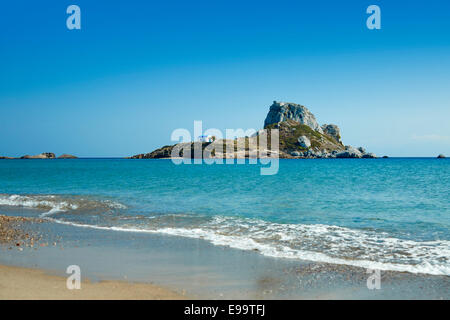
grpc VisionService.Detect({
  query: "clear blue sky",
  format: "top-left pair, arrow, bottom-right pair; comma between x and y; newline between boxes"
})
1,0 -> 449,157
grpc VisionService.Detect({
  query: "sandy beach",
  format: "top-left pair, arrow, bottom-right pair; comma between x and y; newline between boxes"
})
1,212 -> 448,300
0,215 -> 184,299
0,264 -> 184,300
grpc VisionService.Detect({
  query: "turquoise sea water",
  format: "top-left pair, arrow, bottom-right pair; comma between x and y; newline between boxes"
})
0,158 -> 449,275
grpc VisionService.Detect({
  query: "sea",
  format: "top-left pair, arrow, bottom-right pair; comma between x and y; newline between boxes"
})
0,158 -> 449,276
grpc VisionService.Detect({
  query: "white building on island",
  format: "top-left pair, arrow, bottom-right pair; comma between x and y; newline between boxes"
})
197,135 -> 214,143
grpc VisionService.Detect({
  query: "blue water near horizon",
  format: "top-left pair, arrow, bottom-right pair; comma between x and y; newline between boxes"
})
0,158 -> 449,275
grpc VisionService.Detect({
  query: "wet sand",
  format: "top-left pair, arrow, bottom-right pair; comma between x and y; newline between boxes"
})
0,215 -> 184,299
0,214 -> 448,300
0,264 -> 184,300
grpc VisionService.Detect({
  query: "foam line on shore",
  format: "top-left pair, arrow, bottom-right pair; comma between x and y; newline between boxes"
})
1,193 -> 449,277
46,217 -> 450,276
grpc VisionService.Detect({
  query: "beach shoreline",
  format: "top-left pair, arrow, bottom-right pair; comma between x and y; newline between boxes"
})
0,215 -> 185,300
1,213 -> 448,300
0,264 -> 185,300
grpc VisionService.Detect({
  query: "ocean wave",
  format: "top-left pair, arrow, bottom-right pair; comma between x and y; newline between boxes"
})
0,193 -> 126,217
153,225 -> 450,276
1,193 -> 448,276
49,214 -> 450,276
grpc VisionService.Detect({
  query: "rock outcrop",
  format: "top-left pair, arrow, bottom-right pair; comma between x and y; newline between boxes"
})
335,146 -> 377,159
20,153 -> 56,159
297,136 -> 311,148
336,146 -> 362,158
321,124 -> 341,144
437,154 -> 446,158
264,101 -> 323,133
129,145 -> 177,159
58,154 -> 78,159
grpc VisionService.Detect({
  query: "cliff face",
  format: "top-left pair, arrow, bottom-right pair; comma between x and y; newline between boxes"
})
130,101 -> 376,159
264,101 -> 323,133
321,124 -> 341,144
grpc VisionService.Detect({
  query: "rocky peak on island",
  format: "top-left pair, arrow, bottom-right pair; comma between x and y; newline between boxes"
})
264,101 -> 324,133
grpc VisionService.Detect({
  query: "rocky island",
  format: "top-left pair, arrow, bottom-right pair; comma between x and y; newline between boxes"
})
0,153 -> 77,159
20,153 -> 56,159
130,101 -> 377,159
57,154 -> 78,159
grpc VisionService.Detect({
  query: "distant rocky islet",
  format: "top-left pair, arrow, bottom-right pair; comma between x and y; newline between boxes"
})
0,153 -> 77,159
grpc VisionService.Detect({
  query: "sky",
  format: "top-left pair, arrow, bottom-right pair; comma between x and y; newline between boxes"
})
0,0 -> 449,157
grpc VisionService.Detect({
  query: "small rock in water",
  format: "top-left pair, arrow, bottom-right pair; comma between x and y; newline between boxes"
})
362,152 -> 377,158
336,146 -> 363,158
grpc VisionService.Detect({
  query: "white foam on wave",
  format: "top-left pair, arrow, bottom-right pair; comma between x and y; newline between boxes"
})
0,194 -> 126,217
0,194 -> 79,215
46,215 -> 450,276
155,226 -> 450,276
2,193 -> 448,276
